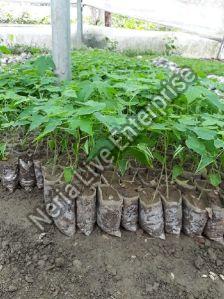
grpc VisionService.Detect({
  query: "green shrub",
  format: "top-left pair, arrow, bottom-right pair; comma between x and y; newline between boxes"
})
0,49 -> 223,186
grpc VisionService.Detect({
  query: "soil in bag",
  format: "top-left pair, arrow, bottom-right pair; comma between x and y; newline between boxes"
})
1,162 -> 19,193
117,179 -> 139,232
120,173 -> 141,184
43,166 -> 76,237
137,168 -> 158,188
97,185 -> 123,237
204,190 -> 224,244
101,170 -> 121,185
194,179 -> 213,193
175,172 -> 196,192
77,187 -> 97,236
18,154 -> 36,192
159,185 -> 182,235
43,167 -> 64,204
139,188 -> 165,239
182,191 -> 208,237
73,166 -> 101,190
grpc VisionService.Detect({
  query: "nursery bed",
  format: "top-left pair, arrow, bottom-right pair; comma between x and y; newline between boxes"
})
1,49 -> 224,298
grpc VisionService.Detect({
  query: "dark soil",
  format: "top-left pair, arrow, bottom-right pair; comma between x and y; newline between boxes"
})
82,187 -> 96,197
117,181 -> 139,198
1,185 -> 224,298
160,185 -> 181,202
139,187 -> 160,204
184,192 -> 209,209
100,185 -> 121,201
101,171 -> 121,185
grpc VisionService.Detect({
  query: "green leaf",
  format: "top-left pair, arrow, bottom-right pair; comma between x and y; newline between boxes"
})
172,123 -> 187,132
123,143 -> 153,166
149,123 -> 167,130
208,172 -> 221,187
83,139 -> 89,155
87,138 -> 114,161
78,81 -> 95,101
202,115 -> 224,127
196,155 -> 214,173
173,145 -> 184,158
36,118 -> 62,140
42,86 -> 61,93
136,143 -> 154,160
117,159 -> 129,176
69,118 -> 93,135
179,116 -> 199,126
214,139 -> 224,149
0,45 -> 11,54
44,118 -> 62,134
48,140 -> 56,151
172,165 -> 183,180
8,34 -> 14,43
204,90 -> 224,111
33,56 -> 55,75
63,167 -> 74,183
29,115 -> 48,131
184,86 -> 224,110
94,112 -> 127,129
183,86 -> 204,104
154,151 -> 165,164
62,89 -> 77,99
95,80 -> 113,99
191,127 -> 217,140
0,143 -> 6,160
186,135 -> 206,155
75,101 -> 106,116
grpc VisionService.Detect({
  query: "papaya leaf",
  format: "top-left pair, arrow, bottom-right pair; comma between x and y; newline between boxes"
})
208,172 -> 221,187
186,135 -> 206,155
64,167 -> 74,184
172,165 -> 183,180
196,155 -> 214,173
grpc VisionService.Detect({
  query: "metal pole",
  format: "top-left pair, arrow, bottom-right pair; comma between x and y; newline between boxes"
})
217,37 -> 224,60
51,0 -> 72,81
105,11 -> 112,27
77,0 -> 83,47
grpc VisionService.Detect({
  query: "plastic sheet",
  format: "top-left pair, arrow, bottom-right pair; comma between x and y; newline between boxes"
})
204,205 -> 224,244
18,154 -> 36,192
182,194 -> 208,237
49,198 -> 76,237
33,159 -> 44,189
43,167 -> 76,237
1,164 -> 19,193
97,185 -> 123,237
160,186 -> 182,235
139,188 -> 165,239
118,180 -> 140,232
84,0 -> 224,40
77,187 -> 97,236
122,195 -> 139,232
